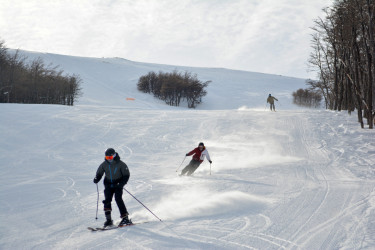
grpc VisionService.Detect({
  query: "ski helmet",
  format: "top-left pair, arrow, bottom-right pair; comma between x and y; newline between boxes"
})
105,148 -> 116,156
198,142 -> 204,147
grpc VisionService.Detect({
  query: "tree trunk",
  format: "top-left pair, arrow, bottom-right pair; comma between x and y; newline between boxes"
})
366,0 -> 374,128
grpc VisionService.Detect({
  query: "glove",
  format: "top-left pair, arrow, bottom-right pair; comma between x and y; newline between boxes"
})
209,160 -> 212,164
93,177 -> 99,184
186,153 -> 189,156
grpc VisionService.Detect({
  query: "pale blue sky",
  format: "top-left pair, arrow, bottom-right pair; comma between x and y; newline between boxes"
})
0,0 -> 332,78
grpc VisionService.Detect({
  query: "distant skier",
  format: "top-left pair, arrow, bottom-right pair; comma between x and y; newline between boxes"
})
93,148 -> 132,227
267,94 -> 278,111
181,142 -> 212,176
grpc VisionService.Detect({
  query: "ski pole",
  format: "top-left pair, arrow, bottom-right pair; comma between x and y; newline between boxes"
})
210,163 -> 212,175
95,183 -> 99,220
175,156 -> 186,172
124,188 -> 163,222
123,188 -> 197,249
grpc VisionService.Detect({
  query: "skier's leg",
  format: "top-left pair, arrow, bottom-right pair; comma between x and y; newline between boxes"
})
181,160 -> 194,175
103,186 -> 114,212
186,166 -> 197,175
103,187 -> 115,226
180,165 -> 189,175
114,188 -> 128,217
187,161 -> 201,176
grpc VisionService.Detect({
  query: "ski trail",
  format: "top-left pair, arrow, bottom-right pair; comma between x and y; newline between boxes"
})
286,169 -> 330,249
208,225 -> 301,249
267,113 -> 334,250
296,189 -> 373,248
182,231 -> 258,249
2,105 -> 375,249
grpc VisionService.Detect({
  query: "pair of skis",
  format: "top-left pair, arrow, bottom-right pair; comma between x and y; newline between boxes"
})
88,221 -> 148,232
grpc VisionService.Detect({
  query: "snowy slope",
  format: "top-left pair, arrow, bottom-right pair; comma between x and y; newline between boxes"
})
17,50 -> 305,110
0,51 -> 375,250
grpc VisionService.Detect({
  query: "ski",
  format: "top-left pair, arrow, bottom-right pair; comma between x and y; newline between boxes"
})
88,221 -> 148,232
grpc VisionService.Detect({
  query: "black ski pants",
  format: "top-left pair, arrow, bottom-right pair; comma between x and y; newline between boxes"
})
103,185 -> 128,217
181,159 -> 201,176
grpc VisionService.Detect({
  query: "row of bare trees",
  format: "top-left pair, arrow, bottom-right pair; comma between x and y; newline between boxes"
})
138,70 -> 210,108
0,40 -> 82,105
308,0 -> 374,128
292,88 -> 323,108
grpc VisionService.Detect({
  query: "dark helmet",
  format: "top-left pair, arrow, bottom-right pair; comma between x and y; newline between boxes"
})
269,94 -> 271,96
198,142 -> 204,147
105,148 -> 116,156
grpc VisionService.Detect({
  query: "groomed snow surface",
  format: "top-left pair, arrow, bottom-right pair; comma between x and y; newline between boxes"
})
1,52 -> 375,249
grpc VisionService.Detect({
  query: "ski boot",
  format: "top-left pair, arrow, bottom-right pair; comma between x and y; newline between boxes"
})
118,214 -> 132,227
104,211 -> 114,228
104,219 -> 113,227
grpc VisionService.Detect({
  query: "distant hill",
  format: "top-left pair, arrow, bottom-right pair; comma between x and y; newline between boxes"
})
15,50 -> 307,110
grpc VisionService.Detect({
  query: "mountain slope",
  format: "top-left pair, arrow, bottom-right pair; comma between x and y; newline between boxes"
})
0,51 -> 374,249
18,50 -> 306,110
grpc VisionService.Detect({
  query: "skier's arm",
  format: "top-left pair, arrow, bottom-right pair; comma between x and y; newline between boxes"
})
186,148 -> 196,156
119,163 -> 130,187
93,164 -> 105,183
205,150 -> 212,163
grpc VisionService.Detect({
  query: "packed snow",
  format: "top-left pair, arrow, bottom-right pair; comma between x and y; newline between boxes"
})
0,51 -> 374,249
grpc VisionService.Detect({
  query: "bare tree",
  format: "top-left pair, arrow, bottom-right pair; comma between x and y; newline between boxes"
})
308,0 -> 374,129
293,88 -> 322,108
0,39 -> 82,105
137,70 -> 210,108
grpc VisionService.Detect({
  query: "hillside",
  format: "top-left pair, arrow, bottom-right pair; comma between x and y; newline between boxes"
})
18,50 -> 306,110
0,51 -> 374,249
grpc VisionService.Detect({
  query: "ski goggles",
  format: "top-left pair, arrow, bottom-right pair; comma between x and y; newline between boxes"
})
105,153 -> 116,160
105,155 -> 114,160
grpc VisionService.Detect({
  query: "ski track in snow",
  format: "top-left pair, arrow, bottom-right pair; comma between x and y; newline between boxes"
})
1,51 -> 375,249
1,105 -> 374,250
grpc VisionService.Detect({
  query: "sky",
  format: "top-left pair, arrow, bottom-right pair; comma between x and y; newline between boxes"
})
0,0 -> 332,79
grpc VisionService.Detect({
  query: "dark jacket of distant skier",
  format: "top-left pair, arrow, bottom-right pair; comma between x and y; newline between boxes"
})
181,142 -> 212,176
267,94 -> 278,111
93,148 -> 132,227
